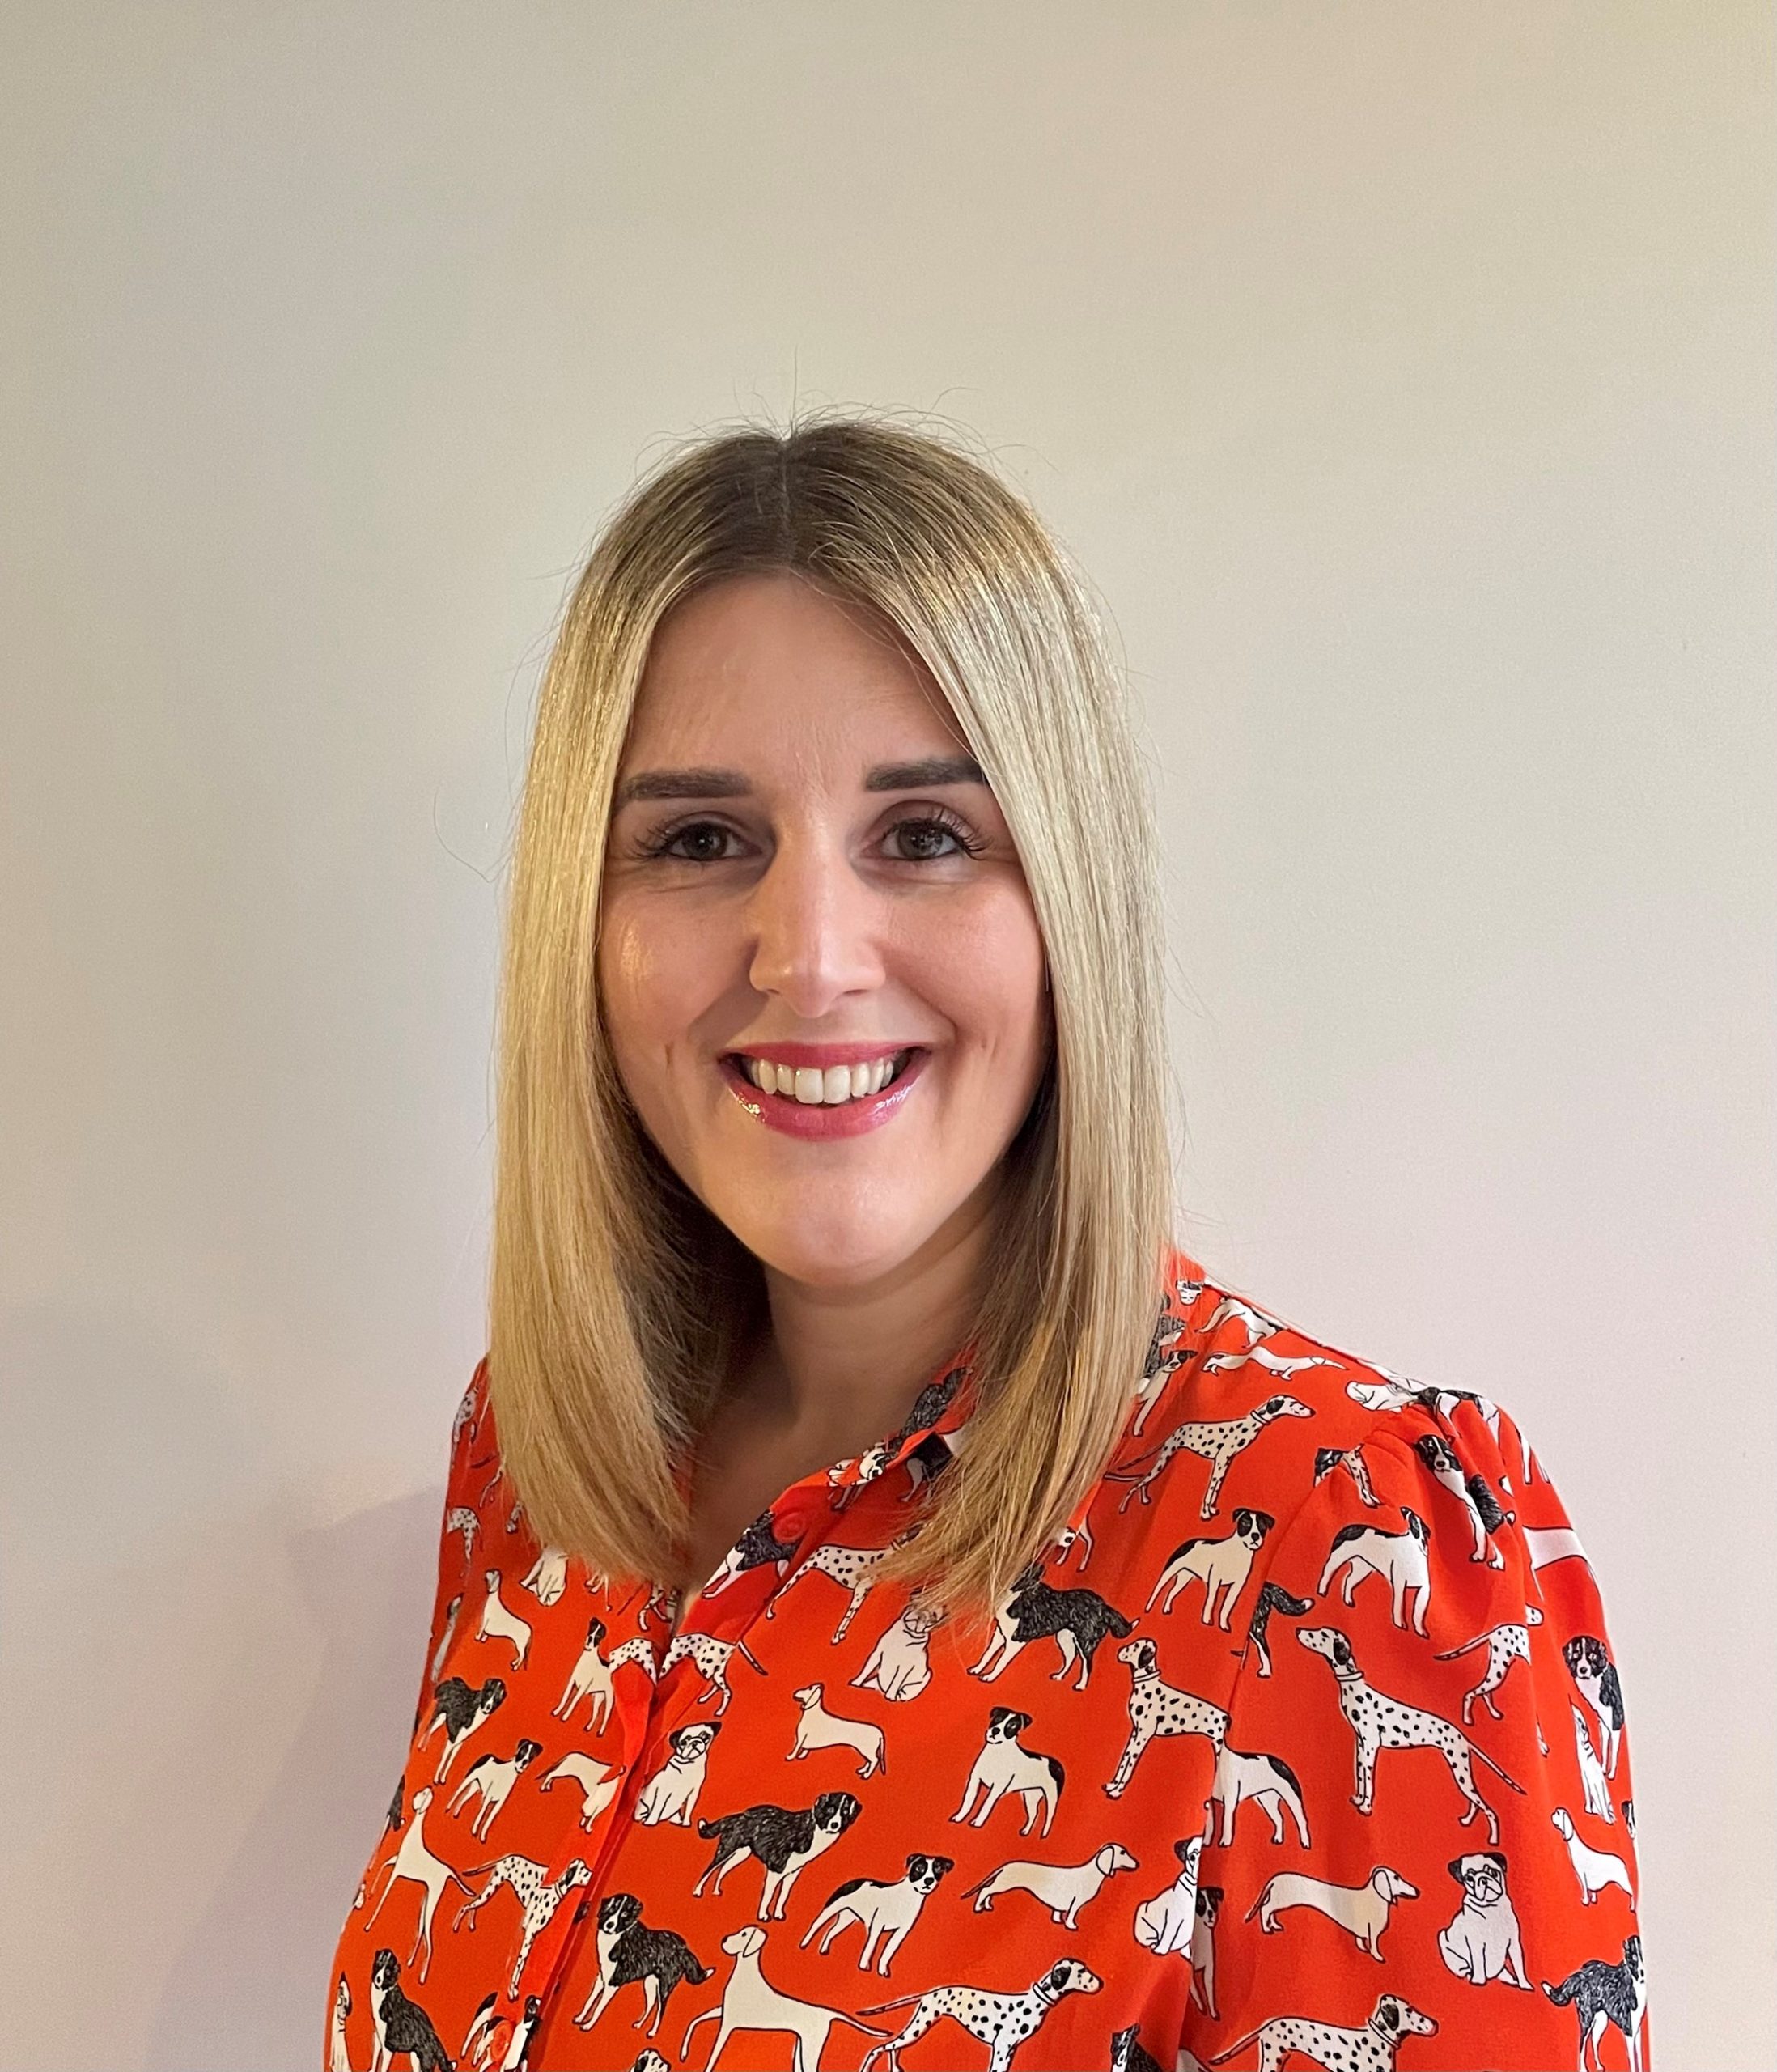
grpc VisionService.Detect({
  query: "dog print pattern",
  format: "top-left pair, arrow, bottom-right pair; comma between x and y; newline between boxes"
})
327,1246 -> 1646,2070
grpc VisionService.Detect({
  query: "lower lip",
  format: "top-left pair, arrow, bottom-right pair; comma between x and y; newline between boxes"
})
719,1050 -> 931,1139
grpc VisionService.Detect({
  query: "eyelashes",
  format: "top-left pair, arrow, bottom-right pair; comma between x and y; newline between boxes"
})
637,808 -> 987,865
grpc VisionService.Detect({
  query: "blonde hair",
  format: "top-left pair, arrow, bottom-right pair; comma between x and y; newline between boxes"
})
489,409 -> 1176,1640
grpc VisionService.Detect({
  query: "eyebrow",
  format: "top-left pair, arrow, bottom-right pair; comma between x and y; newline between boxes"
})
613,754 -> 989,809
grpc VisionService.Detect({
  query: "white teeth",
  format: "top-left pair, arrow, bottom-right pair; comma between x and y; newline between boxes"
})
740,1051 -> 910,1103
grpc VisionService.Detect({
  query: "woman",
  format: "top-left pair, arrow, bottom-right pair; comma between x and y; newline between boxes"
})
327,417 -> 1645,2072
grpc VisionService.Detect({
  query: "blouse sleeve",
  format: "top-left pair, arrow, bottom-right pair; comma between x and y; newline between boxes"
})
1181,1392 -> 1648,2072
405,1355 -> 494,1735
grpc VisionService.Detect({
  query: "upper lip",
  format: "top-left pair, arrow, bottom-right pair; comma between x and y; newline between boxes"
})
725,1042 -> 926,1067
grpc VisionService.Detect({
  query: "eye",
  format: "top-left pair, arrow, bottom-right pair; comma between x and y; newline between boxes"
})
636,808 -> 986,865
639,817 -> 737,864
883,809 -> 986,862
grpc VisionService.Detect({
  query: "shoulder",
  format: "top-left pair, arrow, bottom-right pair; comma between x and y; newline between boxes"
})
445,1354 -> 501,1502
1136,1268 -> 1541,1537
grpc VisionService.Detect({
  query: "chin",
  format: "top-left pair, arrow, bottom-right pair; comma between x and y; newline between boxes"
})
718,1193 -> 955,1288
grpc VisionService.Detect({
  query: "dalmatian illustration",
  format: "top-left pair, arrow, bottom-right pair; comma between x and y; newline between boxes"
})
1241,1580 -> 1313,1679
1438,1851 -> 1532,1989
1109,1395 -> 1315,1520
958,1841 -> 1138,1928
571,1890 -> 713,2036
801,1853 -> 956,1972
1207,1993 -> 1438,2071
693,1790 -> 864,1917
1550,1808 -> 1635,1906
1317,1510 -> 1432,1635
659,1623 -> 769,1717
534,1753 -> 626,1845
450,1380 -> 481,1456
356,1786 -> 473,1983
1563,1635 -> 1626,1778
447,1737 -> 545,1840
1147,1509 -> 1275,1627
446,1505 -> 478,1573
1106,1637 -> 1229,1798
853,1597 -> 947,1701
1296,1627 -> 1525,1845
1542,1934 -> 1647,2072
970,1561 -> 1135,1688
367,1947 -> 452,2072
634,1719 -> 721,1827
855,1955 -> 1105,2072
1313,1445 -> 1380,1508
681,1923 -> 896,2067
452,1853 -> 593,1998
766,1534 -> 905,1642
1202,1743 -> 1311,1848
1434,1611 -> 1542,1724
1245,1867 -> 1419,1960
1412,1433 -> 1511,1565
955,1706 -> 1067,1836
1132,1833 -> 1201,1958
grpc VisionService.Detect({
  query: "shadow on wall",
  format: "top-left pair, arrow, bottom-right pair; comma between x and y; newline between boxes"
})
0,1302 -> 452,2070
148,1485 -> 447,2071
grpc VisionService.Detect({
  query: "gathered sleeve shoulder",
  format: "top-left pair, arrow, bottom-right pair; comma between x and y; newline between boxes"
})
1182,1388 -> 1648,2072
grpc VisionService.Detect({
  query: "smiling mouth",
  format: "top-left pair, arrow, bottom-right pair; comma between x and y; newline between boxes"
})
716,1047 -> 931,1137
727,1049 -> 918,1106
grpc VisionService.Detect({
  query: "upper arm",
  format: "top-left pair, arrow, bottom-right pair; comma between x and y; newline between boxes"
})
410,1355 -> 495,1729
1181,1391 -> 1647,2070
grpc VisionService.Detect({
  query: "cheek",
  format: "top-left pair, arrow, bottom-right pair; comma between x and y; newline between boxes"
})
898,886 -> 1045,1049
597,907 -> 713,1049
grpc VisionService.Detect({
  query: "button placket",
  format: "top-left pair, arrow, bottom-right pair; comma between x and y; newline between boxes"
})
519,1622 -> 670,2017
515,1359 -> 982,2031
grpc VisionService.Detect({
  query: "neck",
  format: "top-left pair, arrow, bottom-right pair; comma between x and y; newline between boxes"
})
736,1179 -> 1000,1458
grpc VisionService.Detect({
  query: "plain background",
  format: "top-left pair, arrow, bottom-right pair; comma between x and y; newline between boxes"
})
2,6 -> 1771,2067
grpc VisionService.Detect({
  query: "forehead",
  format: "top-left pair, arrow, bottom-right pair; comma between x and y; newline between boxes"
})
626,571 -> 962,763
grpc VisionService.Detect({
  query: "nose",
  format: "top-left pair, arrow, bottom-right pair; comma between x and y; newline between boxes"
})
743,831 -> 885,1018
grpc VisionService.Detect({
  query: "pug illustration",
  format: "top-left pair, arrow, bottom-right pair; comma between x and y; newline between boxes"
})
1438,1851 -> 1532,1989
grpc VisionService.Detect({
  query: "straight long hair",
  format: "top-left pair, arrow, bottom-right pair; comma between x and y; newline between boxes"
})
488,410 -> 1176,1639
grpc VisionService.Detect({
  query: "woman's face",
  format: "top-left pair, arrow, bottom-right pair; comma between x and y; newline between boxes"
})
597,570 -> 1051,1289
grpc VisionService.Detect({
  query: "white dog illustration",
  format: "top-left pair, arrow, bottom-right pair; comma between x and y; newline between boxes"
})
1437,1852 -> 1531,1989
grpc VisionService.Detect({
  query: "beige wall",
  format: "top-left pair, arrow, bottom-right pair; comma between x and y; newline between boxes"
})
2,5 -> 1770,2066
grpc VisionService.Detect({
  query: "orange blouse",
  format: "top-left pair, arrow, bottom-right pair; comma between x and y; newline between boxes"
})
326,1247 -> 1648,2071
